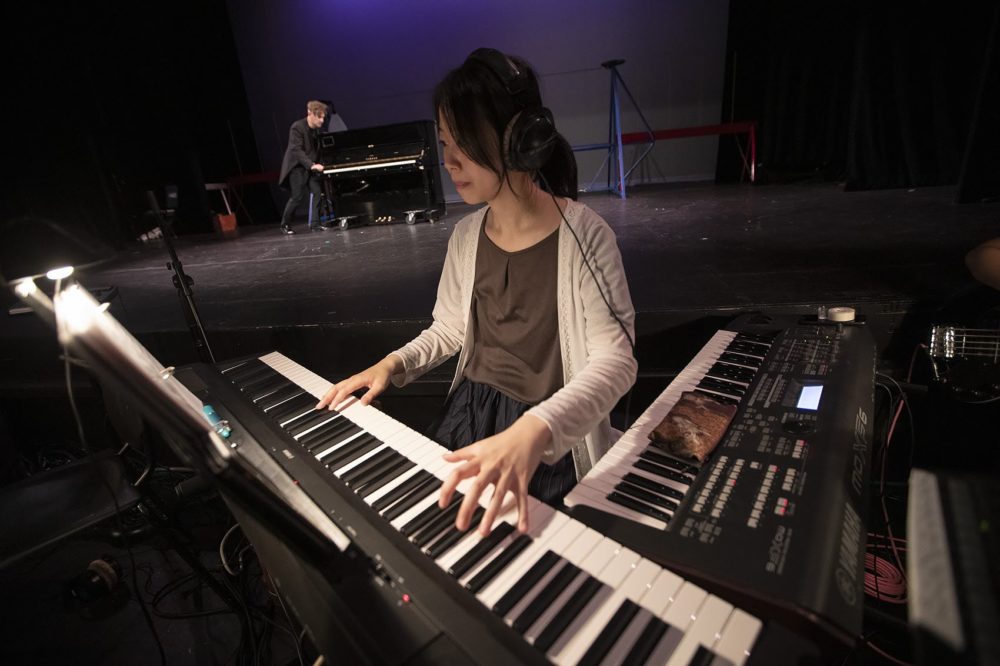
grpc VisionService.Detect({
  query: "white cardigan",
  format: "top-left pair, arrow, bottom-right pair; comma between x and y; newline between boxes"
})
389,199 -> 637,478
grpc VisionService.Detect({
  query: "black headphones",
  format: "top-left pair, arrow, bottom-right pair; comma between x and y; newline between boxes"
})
466,48 -> 559,172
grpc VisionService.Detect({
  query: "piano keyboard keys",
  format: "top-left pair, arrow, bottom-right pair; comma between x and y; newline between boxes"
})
565,329 -> 775,530
220,351 -> 763,665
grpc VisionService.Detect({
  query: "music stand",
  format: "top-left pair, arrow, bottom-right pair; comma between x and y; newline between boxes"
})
48,284 -> 368,660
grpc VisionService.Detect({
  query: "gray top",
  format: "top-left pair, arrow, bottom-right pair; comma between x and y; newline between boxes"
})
464,217 -> 563,404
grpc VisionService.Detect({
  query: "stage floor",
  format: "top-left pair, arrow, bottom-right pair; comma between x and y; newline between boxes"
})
2,180 -> 998,392
77,181 -> 997,332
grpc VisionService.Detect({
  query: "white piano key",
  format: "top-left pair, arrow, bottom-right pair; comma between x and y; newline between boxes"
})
363,465 -> 424,506
599,607 -> 656,666
595,547 -> 643,588
329,442 -> 390,477
457,502 -> 554,586
549,555 -> 658,664
546,584 -> 615,659
477,512 -> 574,608
292,412 -> 345,440
502,559 -> 570,625
713,609 -> 762,666
563,528 -> 604,567
389,489 -> 443,531
540,542 -> 639,657
578,537 -> 623,575
659,581 -> 708,630
564,482 -> 669,530
313,430 -> 369,461
644,623 -> 686,666
524,569 -> 590,644
441,490 -> 538,575
664,595 -> 734,666
501,523 -> 603,626
639,568 -> 686,616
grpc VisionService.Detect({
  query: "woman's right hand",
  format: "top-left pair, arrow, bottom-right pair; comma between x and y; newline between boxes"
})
315,355 -> 402,410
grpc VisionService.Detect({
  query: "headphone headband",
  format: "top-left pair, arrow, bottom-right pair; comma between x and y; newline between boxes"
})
464,47 -> 557,172
466,48 -> 531,108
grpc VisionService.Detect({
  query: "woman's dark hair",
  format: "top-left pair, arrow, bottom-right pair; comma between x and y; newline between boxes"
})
434,53 -> 577,200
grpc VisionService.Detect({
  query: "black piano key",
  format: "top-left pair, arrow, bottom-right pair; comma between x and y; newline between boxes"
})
634,459 -> 693,486
357,458 -> 415,498
511,562 -> 580,633
620,615 -> 669,666
637,452 -> 698,481
286,409 -> 337,437
372,471 -> 434,513
300,417 -> 357,451
707,363 -> 755,384
640,449 -> 699,477
424,507 -> 486,559
648,452 -> 700,477
577,600 -> 641,666
465,534 -> 532,594
614,481 -> 679,512
341,447 -> 395,486
262,390 -> 309,414
719,352 -> 760,369
533,575 -> 604,652
322,435 -> 381,471
410,501 -> 464,548
238,364 -> 281,383
244,374 -> 289,400
269,394 -> 318,424
607,491 -> 672,523
692,389 -> 740,406
224,359 -> 269,383
688,644 -> 717,666
697,377 -> 745,396
218,357 -> 255,374
735,330 -> 776,344
400,493 -> 461,537
623,472 -> 686,501
448,521 -> 516,579
727,341 -> 768,357
256,384 -> 304,409
492,550 -> 561,617
382,479 -> 443,522
230,364 -> 277,387
248,378 -> 293,403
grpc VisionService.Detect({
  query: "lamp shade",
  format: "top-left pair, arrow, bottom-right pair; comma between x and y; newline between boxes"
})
0,217 -> 115,283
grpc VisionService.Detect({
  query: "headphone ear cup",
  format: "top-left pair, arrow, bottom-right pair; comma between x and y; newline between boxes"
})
504,107 -> 557,172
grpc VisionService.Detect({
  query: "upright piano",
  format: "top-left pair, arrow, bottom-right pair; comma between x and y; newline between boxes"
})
317,120 -> 445,228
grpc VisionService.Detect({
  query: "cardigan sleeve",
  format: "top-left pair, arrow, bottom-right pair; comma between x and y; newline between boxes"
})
527,214 -> 637,461
388,222 -> 469,386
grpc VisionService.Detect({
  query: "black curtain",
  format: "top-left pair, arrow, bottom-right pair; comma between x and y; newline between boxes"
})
718,1 -> 999,191
2,1 -> 272,246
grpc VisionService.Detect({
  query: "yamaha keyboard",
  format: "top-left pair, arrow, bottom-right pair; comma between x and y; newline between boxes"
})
173,351 -> 805,665
567,314 -> 876,646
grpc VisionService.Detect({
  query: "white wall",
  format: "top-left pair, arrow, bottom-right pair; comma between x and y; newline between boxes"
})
226,0 -> 730,199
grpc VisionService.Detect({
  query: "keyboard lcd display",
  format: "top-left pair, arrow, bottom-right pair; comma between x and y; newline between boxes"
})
796,384 -> 824,410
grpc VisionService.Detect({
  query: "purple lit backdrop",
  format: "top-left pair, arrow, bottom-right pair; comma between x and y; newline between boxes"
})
226,0 -> 730,197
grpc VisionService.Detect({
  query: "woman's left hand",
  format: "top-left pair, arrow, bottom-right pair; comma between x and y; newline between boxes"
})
438,414 -> 552,536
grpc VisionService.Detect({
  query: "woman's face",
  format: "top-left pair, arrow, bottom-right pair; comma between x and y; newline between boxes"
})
438,114 -> 502,205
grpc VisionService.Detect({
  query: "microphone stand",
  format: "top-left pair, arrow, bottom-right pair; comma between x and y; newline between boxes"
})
146,192 -> 216,364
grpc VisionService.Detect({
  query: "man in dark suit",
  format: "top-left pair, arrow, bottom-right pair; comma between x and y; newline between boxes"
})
278,100 -> 328,234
